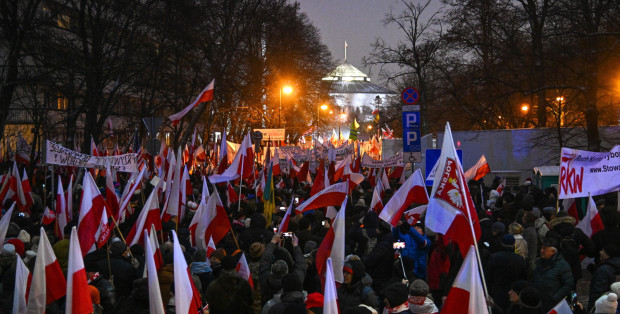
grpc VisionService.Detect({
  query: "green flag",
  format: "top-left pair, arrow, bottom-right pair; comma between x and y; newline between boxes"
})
349,119 -> 358,140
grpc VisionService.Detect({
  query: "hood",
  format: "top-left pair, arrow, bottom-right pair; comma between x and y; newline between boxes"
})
250,213 -> 267,229
550,216 -> 576,228
349,259 -> 366,284
605,257 -> 620,269
281,290 -> 306,303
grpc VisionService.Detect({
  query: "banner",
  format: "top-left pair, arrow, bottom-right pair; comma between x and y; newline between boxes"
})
45,140 -> 139,172
361,153 -> 404,168
254,129 -> 285,141
559,145 -> 620,199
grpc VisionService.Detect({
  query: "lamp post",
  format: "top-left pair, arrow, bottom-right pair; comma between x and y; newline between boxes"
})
279,85 -> 293,128
316,104 -> 328,146
338,108 -> 346,140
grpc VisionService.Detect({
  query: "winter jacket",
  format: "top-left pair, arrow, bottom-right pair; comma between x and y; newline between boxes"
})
190,261 -> 214,296
392,226 -> 430,279
522,225 -> 538,269
96,256 -> 139,297
265,291 -> 306,314
259,242 -> 305,304
363,231 -> 395,292
532,253 -> 574,312
588,257 -> 620,310
485,247 -> 528,309
205,269 -> 253,314
158,264 -> 174,306
89,274 -> 116,313
514,234 -> 528,259
336,277 -> 379,313
238,213 -> 274,251
547,215 -> 595,280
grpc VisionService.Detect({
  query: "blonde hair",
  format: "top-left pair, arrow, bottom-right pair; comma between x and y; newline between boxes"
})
509,222 -> 524,235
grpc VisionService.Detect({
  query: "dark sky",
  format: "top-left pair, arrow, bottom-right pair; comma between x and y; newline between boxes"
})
297,0 -> 403,84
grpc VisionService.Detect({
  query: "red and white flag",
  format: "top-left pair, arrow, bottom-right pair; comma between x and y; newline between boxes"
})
0,204 -> 15,252
27,227 -> 66,313
576,195 -> 604,237
496,178 -> 506,196
548,299 -> 572,314
441,245 -> 488,314
66,175 -> 74,222
118,167 -> 146,222
188,196 -> 207,247
226,182 -> 239,206
426,123 -> 481,257
342,160 -> 364,194
562,198 -> 579,221
277,201 -> 293,233
55,176 -> 68,239
316,196 -> 347,283
169,79 -> 214,125
42,207 -> 56,225
323,258 -> 339,314
180,165 -> 192,210
201,176 -> 210,199
196,190 -> 231,247
404,205 -> 428,226
20,168 -> 33,213
143,231 -> 165,314
310,165 -> 326,197
370,186 -> 384,213
105,165 -> 120,220
66,227 -> 94,314
210,133 -> 254,183
272,148 -> 281,176
296,182 -> 348,213
379,169 -> 428,227
464,155 -> 491,181
163,148 -> 183,222
206,236 -> 216,258
217,131 -> 229,174
235,253 -> 254,289
126,189 -> 162,246
172,231 -> 203,314
13,255 -> 31,314
77,172 -> 111,255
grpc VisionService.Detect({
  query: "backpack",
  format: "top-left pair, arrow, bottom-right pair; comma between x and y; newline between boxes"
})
361,229 -> 378,256
559,233 -> 579,260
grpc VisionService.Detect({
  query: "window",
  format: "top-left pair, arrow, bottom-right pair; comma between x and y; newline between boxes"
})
57,92 -> 68,110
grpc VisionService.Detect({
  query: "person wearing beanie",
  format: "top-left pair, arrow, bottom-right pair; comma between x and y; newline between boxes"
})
488,221 -> 507,254
363,218 -> 396,294
595,293 -> 618,314
589,243 -> 620,310
512,286 -> 543,313
407,279 -> 438,313
532,237 -> 574,312
259,233 -> 305,305
392,219 -> 430,279
205,254 -> 253,314
505,280 -> 532,313
382,282 -> 411,313
190,248 -> 214,296
485,233 -> 527,309
6,238 -> 25,256
338,259 -> 379,313
264,273 -> 306,314
96,240 -> 138,298
305,292 -> 324,314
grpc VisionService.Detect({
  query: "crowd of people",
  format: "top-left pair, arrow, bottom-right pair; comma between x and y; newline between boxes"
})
1,163 -> 620,314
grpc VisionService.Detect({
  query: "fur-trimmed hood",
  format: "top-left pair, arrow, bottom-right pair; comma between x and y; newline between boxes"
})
550,215 -> 576,228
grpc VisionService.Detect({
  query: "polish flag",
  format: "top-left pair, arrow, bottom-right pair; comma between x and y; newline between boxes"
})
90,137 -> 100,177
162,153 -> 176,207
548,299 -> 572,314
0,165 -> 15,203
277,201 -> 294,233
188,196 -> 207,247
194,144 -> 206,163
163,148 -> 183,222
310,163 -> 326,197
323,258 -> 340,314
42,207 -> 56,225
0,204 -> 15,252
316,196 -> 347,283
496,178 -> 506,196
217,131 -> 229,174
26,227 -> 66,312
169,79 -> 215,125
146,225 -> 163,272
576,195 -> 604,237
342,160 -> 364,194
379,169 -> 428,227
20,168 -> 33,213
562,198 -> 580,221
55,176 -> 68,239
172,231 -> 203,314
296,182 -> 348,213
206,236 -> 216,258
180,165 -> 192,210
77,172 -> 111,256
66,175 -> 73,222
426,123 -> 481,257
404,205 -> 428,226
13,255 -> 31,314
441,245 -> 488,314
126,189 -> 162,246
379,167 -> 390,191
118,167 -> 146,222
226,182 -> 239,206
66,227 -> 94,314
464,155 -> 491,181
196,190 -> 231,247
366,168 -> 376,187
332,158 -> 348,183
272,148 -> 281,176
11,162 -> 27,211
201,176 -> 210,198
210,133 -> 254,183
104,165 -> 120,220
235,253 -> 254,289
143,231 -> 165,314
388,165 -> 404,181
369,186 -> 384,214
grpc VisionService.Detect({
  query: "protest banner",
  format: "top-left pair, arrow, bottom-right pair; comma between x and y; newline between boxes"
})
558,145 -> 620,199
361,153 -> 404,168
45,140 -> 139,172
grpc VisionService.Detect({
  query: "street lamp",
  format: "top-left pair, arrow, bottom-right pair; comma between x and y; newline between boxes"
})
316,104 -> 328,146
338,109 -> 347,140
279,85 -> 293,128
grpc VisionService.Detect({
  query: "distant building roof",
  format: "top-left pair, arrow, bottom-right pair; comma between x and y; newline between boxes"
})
323,61 -> 397,94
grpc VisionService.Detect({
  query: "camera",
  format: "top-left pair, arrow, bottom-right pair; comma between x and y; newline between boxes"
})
393,241 -> 406,250
18,212 -> 25,217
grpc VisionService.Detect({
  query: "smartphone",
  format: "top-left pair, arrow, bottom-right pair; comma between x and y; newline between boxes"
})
322,221 -> 326,226
279,206 -> 286,211
283,232 -> 293,238
393,241 -> 405,250
483,242 -> 490,247
294,197 -> 299,204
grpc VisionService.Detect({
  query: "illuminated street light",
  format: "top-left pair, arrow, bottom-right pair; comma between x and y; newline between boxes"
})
367,125 -> 373,130
316,104 -> 329,146
279,85 -> 293,128
521,104 -> 529,113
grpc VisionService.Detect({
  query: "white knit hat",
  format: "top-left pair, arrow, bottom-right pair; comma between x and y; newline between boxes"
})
18,230 -> 30,244
595,293 -> 618,314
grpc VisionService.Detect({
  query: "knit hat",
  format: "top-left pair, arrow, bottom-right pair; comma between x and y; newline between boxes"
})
17,230 -> 30,244
531,207 -> 542,218
491,222 -> 505,233
501,234 -> 516,247
7,239 -> 25,256
220,255 -> 237,271
603,243 -> 620,258
519,287 -> 541,309
541,237 -> 559,249
88,285 -> 100,304
611,282 -> 620,296
596,293 -> 618,313
2,243 -> 15,256
249,242 -> 265,259
282,273 -> 303,293
409,279 -> 430,297
305,292 -> 324,309
383,282 -> 409,308
271,260 -> 289,278
110,241 -> 127,256
304,241 -> 318,254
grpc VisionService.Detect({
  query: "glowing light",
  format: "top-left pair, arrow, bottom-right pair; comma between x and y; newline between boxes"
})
282,86 -> 293,94
320,104 -> 328,110
521,104 -> 529,113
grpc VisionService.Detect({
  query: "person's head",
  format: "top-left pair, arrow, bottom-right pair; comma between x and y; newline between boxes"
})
343,263 -> 353,284
540,237 -> 559,259
210,248 -> 226,265
193,248 -> 207,263
413,222 -> 424,235
271,260 -> 289,278
508,222 -> 524,235
601,243 -> 620,261
491,222 -> 505,235
518,287 -> 542,309
88,285 -> 100,305
382,282 -> 409,309
409,279 -> 430,297
508,280 -> 531,303
501,234 -> 516,250
110,241 -> 128,258
595,293 -> 618,314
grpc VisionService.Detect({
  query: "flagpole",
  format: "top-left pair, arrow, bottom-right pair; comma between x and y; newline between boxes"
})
455,162 -> 492,313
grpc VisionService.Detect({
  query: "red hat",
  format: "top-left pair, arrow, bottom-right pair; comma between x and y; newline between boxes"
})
305,292 -> 324,309
7,239 -> 24,256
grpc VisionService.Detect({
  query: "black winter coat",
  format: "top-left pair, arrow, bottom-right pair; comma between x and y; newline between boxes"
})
485,248 -> 528,309
588,256 -> 620,310
532,253 -> 574,313
363,231 -> 394,292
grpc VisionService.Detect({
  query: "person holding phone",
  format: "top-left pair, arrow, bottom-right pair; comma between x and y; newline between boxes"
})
392,219 -> 430,280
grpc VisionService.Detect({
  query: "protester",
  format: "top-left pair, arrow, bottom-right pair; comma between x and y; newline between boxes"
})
531,237 -> 574,312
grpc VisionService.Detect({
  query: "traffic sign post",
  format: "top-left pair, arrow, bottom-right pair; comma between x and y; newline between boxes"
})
402,87 -> 421,163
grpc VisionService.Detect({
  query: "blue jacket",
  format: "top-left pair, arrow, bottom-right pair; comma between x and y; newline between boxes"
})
392,227 -> 430,279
